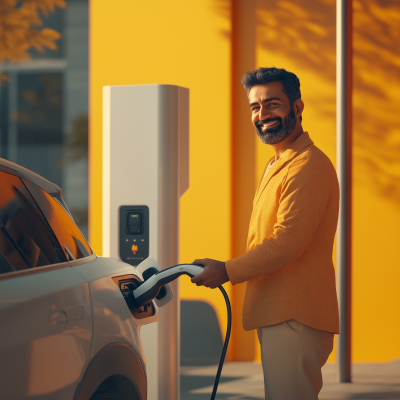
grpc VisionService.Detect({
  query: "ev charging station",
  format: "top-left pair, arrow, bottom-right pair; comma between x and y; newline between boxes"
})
102,84 -> 189,400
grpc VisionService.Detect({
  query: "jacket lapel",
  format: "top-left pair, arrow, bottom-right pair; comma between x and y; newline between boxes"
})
255,156 -> 275,196
254,132 -> 314,206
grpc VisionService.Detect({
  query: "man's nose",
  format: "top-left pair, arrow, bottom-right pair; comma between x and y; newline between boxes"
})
259,105 -> 271,121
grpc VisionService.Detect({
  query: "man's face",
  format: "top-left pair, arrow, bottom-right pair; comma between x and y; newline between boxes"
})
248,81 -> 297,145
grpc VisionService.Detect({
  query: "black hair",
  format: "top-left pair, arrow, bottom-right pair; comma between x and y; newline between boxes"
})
242,67 -> 301,107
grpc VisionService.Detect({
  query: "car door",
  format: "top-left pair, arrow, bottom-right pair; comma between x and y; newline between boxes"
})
23,175 -> 153,399
0,171 -> 92,400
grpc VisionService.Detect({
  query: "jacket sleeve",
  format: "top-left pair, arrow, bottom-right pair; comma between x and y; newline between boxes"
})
225,154 -> 335,285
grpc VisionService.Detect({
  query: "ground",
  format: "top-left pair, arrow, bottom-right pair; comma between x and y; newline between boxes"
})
181,360 -> 400,400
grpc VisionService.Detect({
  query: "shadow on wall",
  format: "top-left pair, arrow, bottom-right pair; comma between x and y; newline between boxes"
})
256,0 -> 400,206
181,300 -> 223,366
212,0 -> 231,40
256,0 -> 337,133
352,0 -> 400,204
257,0 -> 336,82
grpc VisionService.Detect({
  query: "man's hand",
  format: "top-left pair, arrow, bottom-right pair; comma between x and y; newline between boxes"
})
191,258 -> 229,289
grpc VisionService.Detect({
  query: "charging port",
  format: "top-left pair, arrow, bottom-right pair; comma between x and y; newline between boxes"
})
112,274 -> 155,319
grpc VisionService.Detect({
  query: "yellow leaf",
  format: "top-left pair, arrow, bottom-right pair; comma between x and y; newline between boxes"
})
0,0 -> 65,67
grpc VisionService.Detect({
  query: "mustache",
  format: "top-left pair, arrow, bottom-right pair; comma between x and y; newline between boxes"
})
255,117 -> 282,126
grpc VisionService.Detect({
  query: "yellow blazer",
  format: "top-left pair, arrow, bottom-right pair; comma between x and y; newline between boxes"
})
226,132 -> 340,333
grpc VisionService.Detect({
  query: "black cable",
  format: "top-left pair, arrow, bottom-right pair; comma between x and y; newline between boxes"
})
210,285 -> 232,400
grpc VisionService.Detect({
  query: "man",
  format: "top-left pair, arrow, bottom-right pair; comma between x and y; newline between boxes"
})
192,67 -> 339,400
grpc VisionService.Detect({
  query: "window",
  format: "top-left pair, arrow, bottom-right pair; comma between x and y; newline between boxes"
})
0,0 -> 89,238
0,73 -> 64,185
23,179 -> 92,261
0,171 -> 67,274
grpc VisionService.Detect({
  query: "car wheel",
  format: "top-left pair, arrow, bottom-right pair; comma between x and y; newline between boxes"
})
90,389 -> 124,400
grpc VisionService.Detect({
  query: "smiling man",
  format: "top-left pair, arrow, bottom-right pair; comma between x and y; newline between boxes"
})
192,67 -> 340,400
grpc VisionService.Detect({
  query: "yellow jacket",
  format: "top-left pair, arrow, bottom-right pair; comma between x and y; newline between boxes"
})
225,132 -> 340,333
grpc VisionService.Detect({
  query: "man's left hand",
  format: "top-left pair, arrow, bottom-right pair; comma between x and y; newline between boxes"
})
191,258 -> 229,289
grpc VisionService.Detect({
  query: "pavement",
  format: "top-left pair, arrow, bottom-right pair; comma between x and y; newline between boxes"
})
180,359 -> 400,400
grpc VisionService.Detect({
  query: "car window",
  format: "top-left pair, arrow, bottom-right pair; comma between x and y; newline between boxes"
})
23,180 -> 92,261
0,171 -> 67,274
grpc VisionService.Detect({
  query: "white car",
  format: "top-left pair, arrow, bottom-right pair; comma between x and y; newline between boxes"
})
0,158 -> 158,400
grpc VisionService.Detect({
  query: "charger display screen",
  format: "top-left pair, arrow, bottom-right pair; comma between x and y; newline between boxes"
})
119,205 -> 149,266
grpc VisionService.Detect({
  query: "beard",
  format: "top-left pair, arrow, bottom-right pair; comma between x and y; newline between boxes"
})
254,107 -> 297,145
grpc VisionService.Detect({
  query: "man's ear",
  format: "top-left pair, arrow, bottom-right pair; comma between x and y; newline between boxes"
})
294,98 -> 304,118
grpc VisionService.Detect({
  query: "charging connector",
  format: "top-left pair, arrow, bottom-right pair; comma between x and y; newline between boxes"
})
130,264 -> 205,307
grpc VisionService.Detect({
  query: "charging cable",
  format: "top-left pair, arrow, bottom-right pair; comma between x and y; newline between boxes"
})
128,264 -> 232,399
211,285 -> 231,400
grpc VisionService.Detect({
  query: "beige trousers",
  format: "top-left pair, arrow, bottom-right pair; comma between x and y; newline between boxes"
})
257,320 -> 334,400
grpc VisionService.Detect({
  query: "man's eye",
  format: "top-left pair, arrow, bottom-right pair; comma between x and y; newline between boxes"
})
269,102 -> 278,106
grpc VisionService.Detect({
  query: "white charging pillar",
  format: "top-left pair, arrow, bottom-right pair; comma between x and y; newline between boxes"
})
102,84 -> 189,400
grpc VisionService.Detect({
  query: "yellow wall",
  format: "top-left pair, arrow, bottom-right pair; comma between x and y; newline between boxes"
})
352,0 -> 400,361
90,0 -> 400,362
